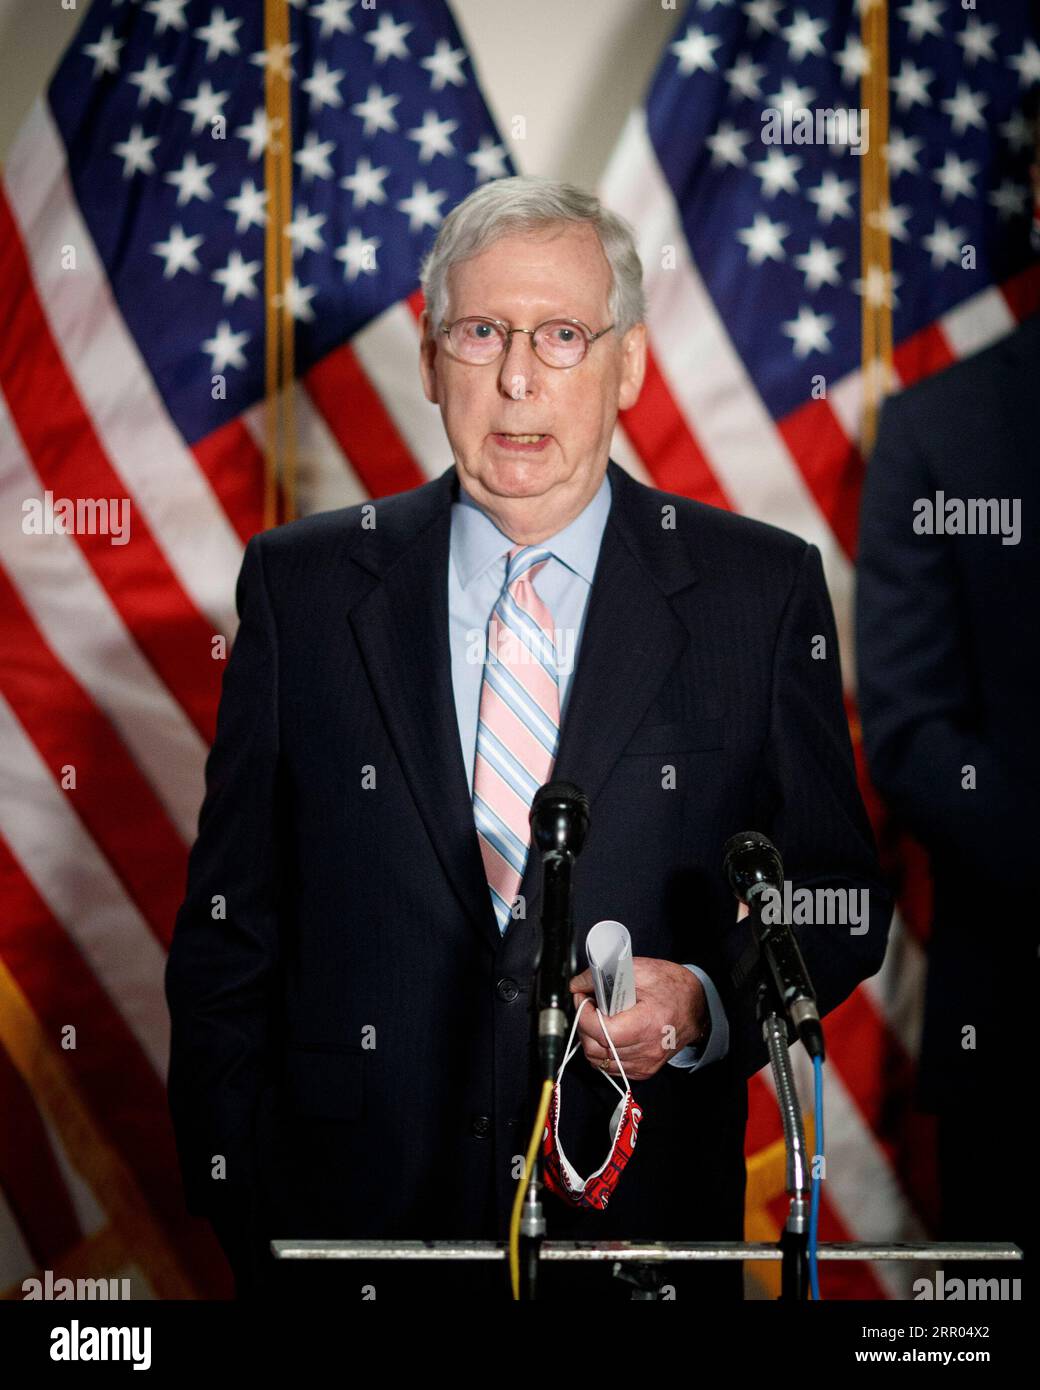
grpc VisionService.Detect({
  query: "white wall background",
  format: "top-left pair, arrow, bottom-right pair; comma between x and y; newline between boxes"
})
0,0 -> 679,184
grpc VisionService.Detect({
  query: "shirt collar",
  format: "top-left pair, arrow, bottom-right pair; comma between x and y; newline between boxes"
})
451,468 -> 612,590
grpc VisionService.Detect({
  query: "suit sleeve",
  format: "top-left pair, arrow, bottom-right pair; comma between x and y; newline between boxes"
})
164,534 -> 282,1271
722,542 -> 893,1079
855,393 -> 1018,877
667,965 -> 729,1070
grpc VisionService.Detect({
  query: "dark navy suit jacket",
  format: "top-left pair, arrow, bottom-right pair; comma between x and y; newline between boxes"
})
856,314 -> 1040,1112
165,457 -> 891,1290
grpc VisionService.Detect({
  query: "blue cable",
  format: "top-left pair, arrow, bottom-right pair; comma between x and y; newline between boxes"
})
809,1054 -> 824,1300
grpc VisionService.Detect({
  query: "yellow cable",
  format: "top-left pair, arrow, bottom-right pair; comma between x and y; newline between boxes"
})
508,1079 -> 554,1300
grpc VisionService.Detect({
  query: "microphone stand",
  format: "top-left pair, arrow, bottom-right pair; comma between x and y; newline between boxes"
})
518,1179 -> 544,1302
519,784 -> 587,1301
753,962 -> 810,1301
723,831 -> 819,1300
520,850 -> 576,1301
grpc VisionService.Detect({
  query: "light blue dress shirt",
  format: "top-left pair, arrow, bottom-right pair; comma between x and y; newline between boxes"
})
447,469 -> 729,1071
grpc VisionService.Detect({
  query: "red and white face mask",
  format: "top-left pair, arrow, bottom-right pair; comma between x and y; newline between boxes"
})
541,997 -> 642,1211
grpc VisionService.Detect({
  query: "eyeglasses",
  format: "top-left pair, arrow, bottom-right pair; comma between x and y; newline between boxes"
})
439,315 -> 616,369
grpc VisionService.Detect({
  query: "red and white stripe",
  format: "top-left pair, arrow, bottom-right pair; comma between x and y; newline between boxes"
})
3,100 -> 244,636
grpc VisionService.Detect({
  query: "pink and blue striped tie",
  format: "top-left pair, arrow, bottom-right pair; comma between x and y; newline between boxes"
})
473,544 -> 561,934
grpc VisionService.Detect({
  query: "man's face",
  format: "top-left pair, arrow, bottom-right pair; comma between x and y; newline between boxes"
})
419,222 -> 646,529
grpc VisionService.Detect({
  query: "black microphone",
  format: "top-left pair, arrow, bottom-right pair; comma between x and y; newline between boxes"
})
722,831 -> 825,1061
530,781 -> 589,1079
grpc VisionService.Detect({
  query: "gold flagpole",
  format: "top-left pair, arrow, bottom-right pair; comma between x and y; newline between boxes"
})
860,0 -> 893,457
262,0 -> 296,528
278,24 -> 297,525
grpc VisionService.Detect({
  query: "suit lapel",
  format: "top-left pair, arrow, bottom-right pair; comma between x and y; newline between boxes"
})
349,467 -> 500,948
349,459 -> 700,954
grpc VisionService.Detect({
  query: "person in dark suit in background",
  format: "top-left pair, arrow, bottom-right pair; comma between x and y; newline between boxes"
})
165,175 -> 891,1302
855,115 -> 1040,1267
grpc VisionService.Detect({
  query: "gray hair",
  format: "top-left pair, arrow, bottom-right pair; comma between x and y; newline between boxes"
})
418,175 -> 646,340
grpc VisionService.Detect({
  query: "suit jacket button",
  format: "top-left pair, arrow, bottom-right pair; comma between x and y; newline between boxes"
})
496,977 -> 519,1002
471,1115 -> 492,1138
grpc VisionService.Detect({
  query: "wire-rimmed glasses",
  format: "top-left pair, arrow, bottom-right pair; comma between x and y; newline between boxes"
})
440,315 -> 615,369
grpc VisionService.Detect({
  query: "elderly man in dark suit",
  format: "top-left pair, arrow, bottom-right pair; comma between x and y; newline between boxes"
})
165,175 -> 891,1302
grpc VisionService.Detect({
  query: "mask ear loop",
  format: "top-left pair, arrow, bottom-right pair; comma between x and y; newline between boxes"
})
550,1000 -> 633,1197
550,998 -> 596,1197
593,1007 -> 632,1098
557,999 -> 632,1099
557,995 -> 592,1079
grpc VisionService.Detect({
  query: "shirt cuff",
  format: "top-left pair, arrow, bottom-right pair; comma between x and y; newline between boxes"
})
667,965 -> 730,1071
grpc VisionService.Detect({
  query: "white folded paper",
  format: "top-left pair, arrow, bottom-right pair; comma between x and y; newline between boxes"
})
585,919 -> 636,1017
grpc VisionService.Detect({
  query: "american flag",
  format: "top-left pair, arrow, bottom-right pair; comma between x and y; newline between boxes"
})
0,0 -> 1036,1300
600,0 -> 1040,1298
0,0 -> 511,1298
